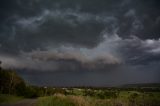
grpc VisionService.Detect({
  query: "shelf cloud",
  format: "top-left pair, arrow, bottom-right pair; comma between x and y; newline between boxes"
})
0,0 -> 160,86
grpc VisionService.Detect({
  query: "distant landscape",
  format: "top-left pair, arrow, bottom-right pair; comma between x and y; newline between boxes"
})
0,0 -> 160,106
1,68 -> 160,106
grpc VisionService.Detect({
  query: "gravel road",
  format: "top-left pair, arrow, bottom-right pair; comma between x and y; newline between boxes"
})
0,99 -> 37,106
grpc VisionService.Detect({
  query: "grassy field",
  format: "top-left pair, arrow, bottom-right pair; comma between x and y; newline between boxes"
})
0,94 -> 24,104
0,88 -> 160,106
36,94 -> 113,106
1,69 -> 160,106
35,89 -> 160,106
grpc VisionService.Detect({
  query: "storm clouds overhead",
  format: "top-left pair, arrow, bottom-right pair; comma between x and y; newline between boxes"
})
0,0 -> 160,86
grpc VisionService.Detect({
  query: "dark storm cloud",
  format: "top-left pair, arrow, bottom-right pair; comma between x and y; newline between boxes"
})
14,9 -> 108,48
0,34 -> 122,71
118,36 -> 160,65
0,0 -> 160,53
1,34 -> 160,71
0,0 -> 160,86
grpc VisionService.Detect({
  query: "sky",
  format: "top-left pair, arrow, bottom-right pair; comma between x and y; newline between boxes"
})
0,0 -> 160,87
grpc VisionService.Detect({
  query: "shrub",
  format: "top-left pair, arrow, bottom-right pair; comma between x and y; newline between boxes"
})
36,96 -> 75,106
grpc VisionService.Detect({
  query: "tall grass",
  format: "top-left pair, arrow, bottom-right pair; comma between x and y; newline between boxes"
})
35,94 -> 120,106
35,91 -> 160,106
36,94 -> 75,106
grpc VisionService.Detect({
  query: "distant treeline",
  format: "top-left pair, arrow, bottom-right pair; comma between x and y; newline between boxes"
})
48,85 -> 160,92
0,66 -> 160,99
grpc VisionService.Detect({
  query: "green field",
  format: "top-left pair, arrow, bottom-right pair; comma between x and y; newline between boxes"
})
1,69 -> 160,106
1,88 -> 160,106
35,88 -> 160,106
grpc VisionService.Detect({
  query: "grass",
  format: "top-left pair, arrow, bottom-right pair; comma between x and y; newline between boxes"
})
36,94 -> 75,106
0,94 -> 24,104
35,94 -> 121,106
35,90 -> 160,106
1,88 -> 159,106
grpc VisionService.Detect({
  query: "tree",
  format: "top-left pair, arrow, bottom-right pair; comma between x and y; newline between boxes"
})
0,69 -> 26,95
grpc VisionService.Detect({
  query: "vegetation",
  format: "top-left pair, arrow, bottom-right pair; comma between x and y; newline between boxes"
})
35,89 -> 160,106
0,65 -> 160,106
0,68 -> 47,98
0,68 -> 25,95
36,94 -> 75,106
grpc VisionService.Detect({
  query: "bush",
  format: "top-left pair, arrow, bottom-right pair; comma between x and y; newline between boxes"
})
36,96 -> 75,106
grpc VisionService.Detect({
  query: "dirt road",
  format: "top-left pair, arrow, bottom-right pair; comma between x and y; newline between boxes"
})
0,99 -> 37,106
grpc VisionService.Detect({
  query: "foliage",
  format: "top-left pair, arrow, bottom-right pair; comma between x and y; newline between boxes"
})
0,67 -> 160,106
0,69 -> 26,95
36,95 -> 75,106
36,92 -> 160,106
0,68 -> 43,98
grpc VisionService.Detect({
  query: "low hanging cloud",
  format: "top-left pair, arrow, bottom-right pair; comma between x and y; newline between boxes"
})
0,33 -> 122,71
1,31 -> 160,71
20,34 -> 122,71
0,54 -> 59,71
